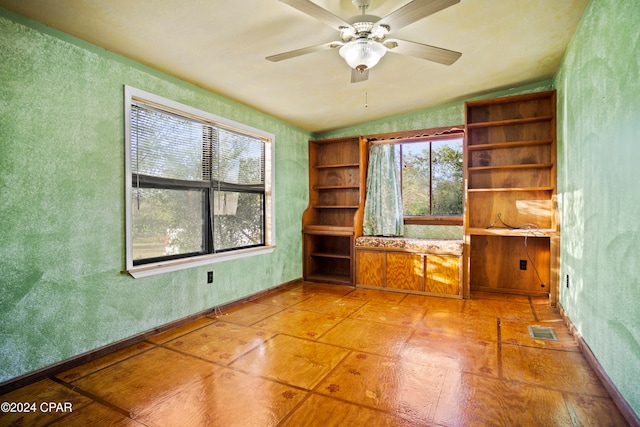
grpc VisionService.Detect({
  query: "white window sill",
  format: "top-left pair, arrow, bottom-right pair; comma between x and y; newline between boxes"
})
125,246 -> 276,278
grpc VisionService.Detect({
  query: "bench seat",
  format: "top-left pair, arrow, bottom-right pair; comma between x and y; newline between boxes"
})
355,236 -> 463,255
355,236 -> 464,298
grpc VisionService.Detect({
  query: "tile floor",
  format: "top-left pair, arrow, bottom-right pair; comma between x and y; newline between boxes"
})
0,282 -> 629,426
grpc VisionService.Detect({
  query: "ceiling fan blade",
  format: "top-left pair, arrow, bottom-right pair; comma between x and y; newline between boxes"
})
266,42 -> 340,62
351,68 -> 369,83
279,0 -> 352,30
377,0 -> 460,32
384,38 -> 461,65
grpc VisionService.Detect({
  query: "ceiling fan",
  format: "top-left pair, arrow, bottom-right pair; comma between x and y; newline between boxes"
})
266,0 -> 462,83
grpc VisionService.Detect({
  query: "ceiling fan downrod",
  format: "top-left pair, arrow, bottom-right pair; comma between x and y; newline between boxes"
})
352,0 -> 372,15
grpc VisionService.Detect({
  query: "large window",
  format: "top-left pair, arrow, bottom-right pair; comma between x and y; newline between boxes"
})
124,87 -> 274,276
397,137 -> 463,222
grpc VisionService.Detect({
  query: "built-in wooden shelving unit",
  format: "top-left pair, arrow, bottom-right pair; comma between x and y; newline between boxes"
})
464,90 -> 559,304
302,136 -> 367,285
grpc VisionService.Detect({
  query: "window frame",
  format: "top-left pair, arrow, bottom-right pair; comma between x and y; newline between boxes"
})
124,86 -> 275,278
366,127 -> 464,226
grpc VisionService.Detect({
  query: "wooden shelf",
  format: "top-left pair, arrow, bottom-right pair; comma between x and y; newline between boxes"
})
468,163 -> 553,172
466,227 -> 557,237
310,252 -> 351,259
466,115 -> 553,129
315,205 -> 359,209
467,187 -> 554,192
315,163 -> 360,169
314,185 -> 360,190
303,225 -> 354,235
305,273 -> 351,284
467,139 -> 553,151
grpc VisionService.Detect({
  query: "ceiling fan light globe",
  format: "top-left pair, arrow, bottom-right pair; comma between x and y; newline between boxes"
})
339,39 -> 386,70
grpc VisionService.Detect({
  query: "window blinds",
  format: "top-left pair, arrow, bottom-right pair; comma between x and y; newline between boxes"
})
131,103 -> 265,192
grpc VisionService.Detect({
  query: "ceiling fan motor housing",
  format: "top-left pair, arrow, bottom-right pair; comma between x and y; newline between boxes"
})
341,17 -> 387,42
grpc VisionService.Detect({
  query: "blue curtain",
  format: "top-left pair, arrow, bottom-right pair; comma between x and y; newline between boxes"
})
363,144 -> 404,236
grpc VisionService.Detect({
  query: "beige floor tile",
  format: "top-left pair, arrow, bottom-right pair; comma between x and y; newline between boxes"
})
346,288 -> 407,304
463,298 -> 536,322
400,293 -> 465,312
252,308 -> 343,339
403,330 -> 499,377
501,344 -> 609,396
530,294 -> 554,305
316,351 -> 446,425
73,347 -> 218,417
0,379 -> 93,427
318,318 -> 413,357
146,317 -> 216,344
291,293 -> 366,317
500,319 -> 579,351
296,282 -> 355,296
50,402 -> 145,426
57,341 -> 155,382
165,321 -> 275,365
534,304 -> 564,321
349,301 -> 426,327
282,393 -> 417,427
231,334 -> 349,390
564,393 -> 630,427
420,310 -> 499,342
217,301 -> 286,326
434,372 -> 574,426
252,288 -> 316,307
137,366 -> 307,426
471,291 -> 531,303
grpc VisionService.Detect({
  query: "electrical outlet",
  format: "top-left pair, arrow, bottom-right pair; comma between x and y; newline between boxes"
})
519,260 -> 527,270
207,271 -> 214,284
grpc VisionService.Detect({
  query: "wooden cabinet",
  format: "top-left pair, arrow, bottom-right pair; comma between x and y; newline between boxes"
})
464,91 -> 559,303
426,254 -> 462,296
302,137 -> 367,285
386,252 -> 423,292
355,250 -> 384,287
355,247 -> 462,298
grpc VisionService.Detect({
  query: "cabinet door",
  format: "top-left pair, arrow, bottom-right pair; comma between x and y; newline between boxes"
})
470,235 -> 550,294
425,255 -> 460,296
386,252 -> 423,291
356,250 -> 384,287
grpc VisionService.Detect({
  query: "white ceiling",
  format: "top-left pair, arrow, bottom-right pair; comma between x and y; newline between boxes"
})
1,0 -> 588,133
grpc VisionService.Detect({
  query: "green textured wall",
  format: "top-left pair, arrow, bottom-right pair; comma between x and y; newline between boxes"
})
554,0 -> 640,414
0,9 -> 310,383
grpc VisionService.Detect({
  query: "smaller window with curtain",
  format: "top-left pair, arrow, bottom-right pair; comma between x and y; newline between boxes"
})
363,132 -> 464,233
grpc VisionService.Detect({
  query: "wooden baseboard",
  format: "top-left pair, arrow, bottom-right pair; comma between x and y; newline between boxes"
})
559,304 -> 640,427
0,278 -> 302,395
471,285 -> 549,299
